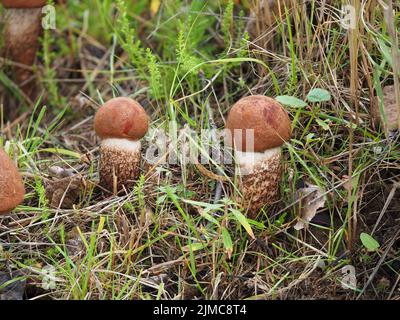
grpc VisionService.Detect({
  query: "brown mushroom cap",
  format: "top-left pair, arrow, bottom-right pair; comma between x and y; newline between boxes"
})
0,148 -> 25,215
2,0 -> 47,8
94,97 -> 149,141
226,95 -> 291,152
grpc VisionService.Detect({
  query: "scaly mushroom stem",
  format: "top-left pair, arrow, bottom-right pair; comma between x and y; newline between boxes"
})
235,147 -> 282,217
2,7 -> 43,96
99,138 -> 142,192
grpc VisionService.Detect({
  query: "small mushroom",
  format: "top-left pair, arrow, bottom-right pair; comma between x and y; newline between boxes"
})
1,0 -> 47,96
226,95 -> 291,216
0,147 -> 25,215
94,97 -> 149,192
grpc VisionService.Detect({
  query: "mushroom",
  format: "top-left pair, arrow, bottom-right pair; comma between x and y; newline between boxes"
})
0,147 -> 25,215
94,97 -> 149,192
1,0 -> 47,96
225,95 -> 291,216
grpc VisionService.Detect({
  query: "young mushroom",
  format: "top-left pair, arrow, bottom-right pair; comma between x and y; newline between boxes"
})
1,0 -> 47,96
0,147 -> 25,215
94,97 -> 149,192
225,95 -> 291,216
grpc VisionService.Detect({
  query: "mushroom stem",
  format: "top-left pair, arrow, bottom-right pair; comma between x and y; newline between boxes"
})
235,147 -> 282,217
99,138 -> 142,192
2,7 -> 43,96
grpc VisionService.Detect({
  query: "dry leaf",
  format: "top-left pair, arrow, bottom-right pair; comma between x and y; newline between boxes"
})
373,85 -> 399,131
147,274 -> 168,286
48,166 -> 74,178
0,270 -> 26,300
150,0 -> 161,17
294,183 -> 327,230
45,167 -> 84,209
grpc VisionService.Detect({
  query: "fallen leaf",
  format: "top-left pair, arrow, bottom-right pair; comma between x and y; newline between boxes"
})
294,183 -> 327,230
45,166 -> 84,209
150,0 -> 161,17
48,166 -> 75,178
373,85 -> 399,131
146,274 -> 168,286
0,270 -> 26,300
66,237 -> 85,257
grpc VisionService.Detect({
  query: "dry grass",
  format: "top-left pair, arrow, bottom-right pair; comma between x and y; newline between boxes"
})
0,0 -> 399,300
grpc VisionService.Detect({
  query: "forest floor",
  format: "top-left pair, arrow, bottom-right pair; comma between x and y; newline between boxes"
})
0,0 -> 400,300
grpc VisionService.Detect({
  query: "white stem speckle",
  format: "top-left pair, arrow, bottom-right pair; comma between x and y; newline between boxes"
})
101,138 -> 141,152
234,147 -> 281,175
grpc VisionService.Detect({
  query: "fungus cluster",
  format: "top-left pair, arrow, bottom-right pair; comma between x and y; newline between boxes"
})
94,97 -> 149,192
0,148 -> 25,215
1,0 -> 47,96
226,95 -> 291,216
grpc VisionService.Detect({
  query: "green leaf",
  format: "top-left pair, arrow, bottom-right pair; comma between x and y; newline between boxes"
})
306,88 -> 331,103
221,227 -> 233,259
276,95 -> 307,108
183,199 -> 223,213
182,242 -> 208,252
275,213 -> 287,227
198,208 -> 220,226
230,209 -> 255,239
97,216 -> 105,234
156,194 -> 167,205
38,148 -> 81,159
377,38 -> 393,67
360,233 -> 380,252
315,118 -> 330,131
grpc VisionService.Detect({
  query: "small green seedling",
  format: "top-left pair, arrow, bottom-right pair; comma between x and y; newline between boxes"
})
360,232 -> 380,252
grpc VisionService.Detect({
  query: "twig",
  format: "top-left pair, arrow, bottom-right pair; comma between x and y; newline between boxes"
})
371,184 -> 398,235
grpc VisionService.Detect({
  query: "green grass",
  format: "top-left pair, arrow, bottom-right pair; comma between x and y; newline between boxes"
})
0,0 -> 399,300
